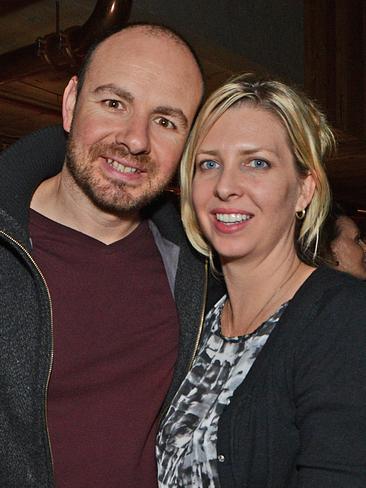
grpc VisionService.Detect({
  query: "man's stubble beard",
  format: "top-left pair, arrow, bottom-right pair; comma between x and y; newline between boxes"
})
65,129 -> 174,215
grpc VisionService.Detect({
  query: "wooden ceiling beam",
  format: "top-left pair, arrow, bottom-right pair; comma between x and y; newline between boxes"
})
0,0 -> 40,17
0,94 -> 61,116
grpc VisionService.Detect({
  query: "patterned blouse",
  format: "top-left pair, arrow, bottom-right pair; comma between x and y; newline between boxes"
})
157,295 -> 288,488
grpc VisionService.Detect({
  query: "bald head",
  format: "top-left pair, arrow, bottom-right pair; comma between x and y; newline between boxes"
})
77,23 -> 204,103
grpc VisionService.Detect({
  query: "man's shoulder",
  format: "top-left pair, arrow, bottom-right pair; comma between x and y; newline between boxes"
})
0,125 -> 66,230
144,192 -> 184,244
1,125 -> 66,169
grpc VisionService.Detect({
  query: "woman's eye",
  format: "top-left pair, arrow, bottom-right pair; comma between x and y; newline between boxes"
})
155,117 -> 176,129
103,99 -> 123,110
200,160 -> 220,170
248,159 -> 269,169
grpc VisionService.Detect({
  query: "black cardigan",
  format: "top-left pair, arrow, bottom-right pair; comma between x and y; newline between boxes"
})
216,266 -> 366,488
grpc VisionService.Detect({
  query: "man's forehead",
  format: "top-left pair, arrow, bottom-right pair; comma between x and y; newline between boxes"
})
83,33 -> 202,107
93,27 -> 188,65
93,28 -> 201,81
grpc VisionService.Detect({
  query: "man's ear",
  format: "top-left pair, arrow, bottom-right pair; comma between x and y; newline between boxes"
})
296,172 -> 316,213
62,76 -> 78,133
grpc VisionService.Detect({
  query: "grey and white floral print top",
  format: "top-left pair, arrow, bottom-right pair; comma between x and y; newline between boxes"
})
157,295 -> 288,488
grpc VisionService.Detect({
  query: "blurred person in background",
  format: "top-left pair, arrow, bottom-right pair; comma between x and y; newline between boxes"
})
319,202 -> 366,279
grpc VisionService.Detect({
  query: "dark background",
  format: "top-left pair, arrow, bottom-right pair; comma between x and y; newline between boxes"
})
0,0 -> 365,223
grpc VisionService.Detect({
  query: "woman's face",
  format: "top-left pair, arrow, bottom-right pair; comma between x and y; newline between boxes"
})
331,216 -> 366,280
192,104 -> 314,264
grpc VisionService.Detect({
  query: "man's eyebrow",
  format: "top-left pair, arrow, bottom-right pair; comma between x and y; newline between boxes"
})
154,106 -> 188,130
92,85 -> 189,129
93,84 -> 134,104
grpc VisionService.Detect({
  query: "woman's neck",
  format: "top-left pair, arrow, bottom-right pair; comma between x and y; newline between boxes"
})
220,254 -> 315,337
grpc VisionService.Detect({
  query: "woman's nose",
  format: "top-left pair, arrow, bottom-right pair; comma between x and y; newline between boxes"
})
214,168 -> 244,201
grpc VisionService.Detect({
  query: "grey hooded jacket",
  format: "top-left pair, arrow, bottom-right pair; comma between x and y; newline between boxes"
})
0,126 -> 223,487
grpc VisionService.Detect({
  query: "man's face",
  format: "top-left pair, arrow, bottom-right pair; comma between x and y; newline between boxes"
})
62,28 -> 203,214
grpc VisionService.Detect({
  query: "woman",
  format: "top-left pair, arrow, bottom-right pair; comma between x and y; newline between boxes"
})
157,74 -> 366,487
319,203 -> 366,279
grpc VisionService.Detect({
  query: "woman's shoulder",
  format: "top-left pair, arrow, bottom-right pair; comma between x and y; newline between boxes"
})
278,265 -> 366,345
294,265 -> 366,307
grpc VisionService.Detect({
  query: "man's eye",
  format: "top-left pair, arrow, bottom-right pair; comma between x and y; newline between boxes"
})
103,99 -> 123,110
248,159 -> 269,169
200,160 -> 220,170
155,117 -> 176,129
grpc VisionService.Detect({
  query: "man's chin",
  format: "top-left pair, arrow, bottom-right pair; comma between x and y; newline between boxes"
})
67,158 -> 169,215
87,187 -> 165,215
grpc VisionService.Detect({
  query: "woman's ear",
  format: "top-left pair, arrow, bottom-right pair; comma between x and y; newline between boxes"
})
62,76 -> 78,133
296,172 -> 316,212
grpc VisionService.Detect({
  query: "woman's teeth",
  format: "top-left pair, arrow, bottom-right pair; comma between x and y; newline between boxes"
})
216,213 -> 251,224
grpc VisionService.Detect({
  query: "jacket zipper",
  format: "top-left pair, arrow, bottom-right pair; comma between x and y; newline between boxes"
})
187,258 -> 209,371
159,258 -> 209,423
0,230 -> 55,478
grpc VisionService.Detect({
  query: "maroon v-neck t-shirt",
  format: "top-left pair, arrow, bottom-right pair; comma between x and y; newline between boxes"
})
30,210 -> 179,487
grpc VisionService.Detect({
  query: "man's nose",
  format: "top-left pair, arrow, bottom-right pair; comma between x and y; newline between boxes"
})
115,114 -> 151,155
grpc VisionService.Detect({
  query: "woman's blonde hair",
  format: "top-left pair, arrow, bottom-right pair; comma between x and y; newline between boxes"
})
180,73 -> 335,263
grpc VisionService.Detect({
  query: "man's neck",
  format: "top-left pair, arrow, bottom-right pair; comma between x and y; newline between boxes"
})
30,170 -> 141,245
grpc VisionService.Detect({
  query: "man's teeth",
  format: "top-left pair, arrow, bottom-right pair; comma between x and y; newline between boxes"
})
107,158 -> 138,173
216,213 -> 251,224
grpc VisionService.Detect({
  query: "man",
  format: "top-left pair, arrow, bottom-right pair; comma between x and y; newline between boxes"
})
0,24 -> 221,487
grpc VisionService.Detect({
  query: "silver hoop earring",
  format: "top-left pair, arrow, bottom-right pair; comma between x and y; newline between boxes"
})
295,209 -> 306,220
